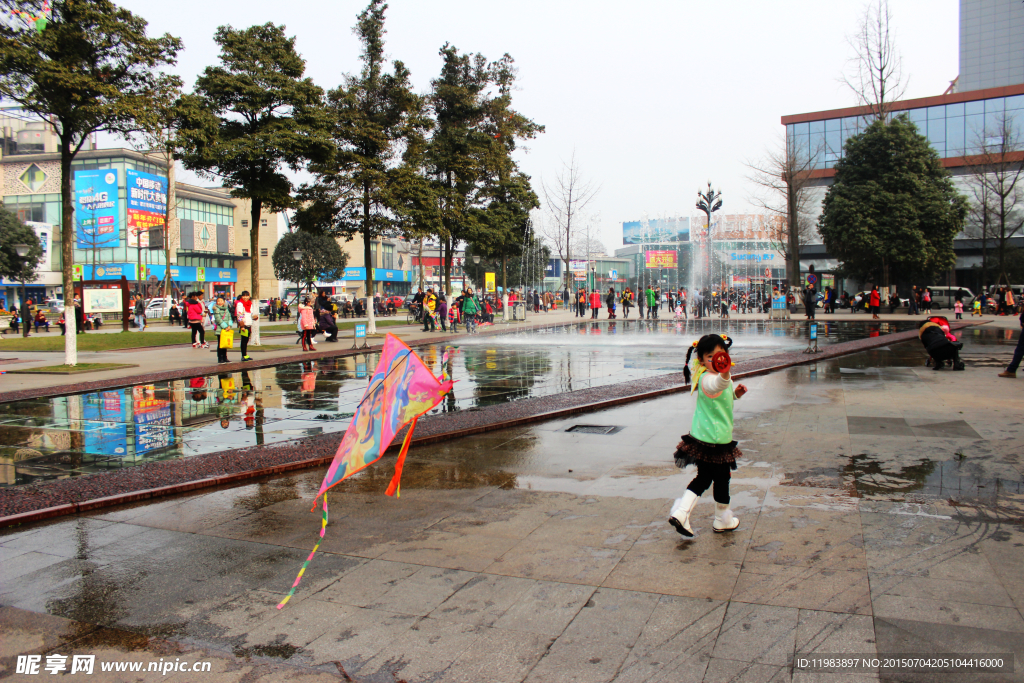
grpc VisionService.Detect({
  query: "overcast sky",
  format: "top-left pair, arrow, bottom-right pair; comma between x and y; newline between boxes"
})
107,0 -> 959,253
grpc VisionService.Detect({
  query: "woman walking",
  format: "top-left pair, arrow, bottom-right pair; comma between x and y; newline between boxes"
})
213,297 -> 233,364
589,288 -> 601,319
298,296 -> 316,351
186,293 -> 208,348
606,287 -> 617,319
235,290 -> 257,361
621,288 -> 633,318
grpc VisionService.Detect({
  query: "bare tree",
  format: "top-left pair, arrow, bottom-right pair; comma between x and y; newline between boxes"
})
843,0 -> 907,122
965,167 -> 996,288
966,111 -> 1024,286
541,151 -> 599,291
745,133 -> 821,286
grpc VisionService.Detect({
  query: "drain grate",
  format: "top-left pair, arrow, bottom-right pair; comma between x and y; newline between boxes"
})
566,425 -> 623,435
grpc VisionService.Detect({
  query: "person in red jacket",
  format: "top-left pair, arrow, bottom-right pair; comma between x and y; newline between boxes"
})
589,288 -> 601,319
869,286 -> 881,320
186,292 -> 208,348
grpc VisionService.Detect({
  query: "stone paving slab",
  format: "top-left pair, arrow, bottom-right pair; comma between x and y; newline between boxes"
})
1,335 -> 1023,682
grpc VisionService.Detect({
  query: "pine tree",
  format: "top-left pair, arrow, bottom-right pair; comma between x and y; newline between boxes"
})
0,0 -> 181,364
176,22 -> 331,344
294,1 -> 424,334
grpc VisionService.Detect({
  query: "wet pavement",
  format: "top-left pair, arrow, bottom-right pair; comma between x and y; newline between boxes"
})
2,327 -> 1022,682
1,320 -> 918,488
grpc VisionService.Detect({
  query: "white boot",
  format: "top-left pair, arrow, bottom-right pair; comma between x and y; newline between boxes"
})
669,490 -> 699,537
713,503 -> 739,533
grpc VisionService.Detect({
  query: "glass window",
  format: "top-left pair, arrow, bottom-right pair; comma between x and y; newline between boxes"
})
907,108 -> 927,133
965,100 -> 985,116
946,117 -> 965,156
945,101 -> 965,117
809,120 -> 825,134
825,129 -> 841,157
1006,94 -> 1024,111
927,105 -> 945,120
841,116 -> 858,137
793,122 -> 809,136
824,118 -> 841,132
985,97 -> 1004,114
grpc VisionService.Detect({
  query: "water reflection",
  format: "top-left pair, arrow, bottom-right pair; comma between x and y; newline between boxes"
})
0,320 -> 928,488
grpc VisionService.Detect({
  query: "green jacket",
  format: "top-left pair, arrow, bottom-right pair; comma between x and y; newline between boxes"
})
645,288 -> 656,307
462,295 -> 480,315
213,303 -> 233,331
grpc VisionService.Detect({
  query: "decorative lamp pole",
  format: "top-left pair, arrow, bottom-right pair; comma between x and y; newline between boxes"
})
291,249 -> 304,303
696,182 -> 723,291
14,243 -> 30,338
472,254 -> 481,290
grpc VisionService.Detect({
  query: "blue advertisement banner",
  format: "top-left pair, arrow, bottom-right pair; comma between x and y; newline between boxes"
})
80,263 -> 137,280
145,264 -> 237,283
75,169 -> 120,249
125,169 -> 168,248
622,217 -> 689,245
339,267 -> 411,282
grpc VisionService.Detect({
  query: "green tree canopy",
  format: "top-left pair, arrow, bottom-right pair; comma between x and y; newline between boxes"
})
0,207 -> 43,283
272,231 -> 348,295
818,115 -> 967,286
177,21 -> 332,339
293,0 -> 425,333
0,0 -> 181,361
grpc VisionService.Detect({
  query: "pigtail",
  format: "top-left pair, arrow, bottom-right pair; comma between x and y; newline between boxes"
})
683,341 -> 697,384
720,334 -> 733,351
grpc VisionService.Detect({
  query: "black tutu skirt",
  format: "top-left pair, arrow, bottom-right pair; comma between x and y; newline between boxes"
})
673,434 -> 740,470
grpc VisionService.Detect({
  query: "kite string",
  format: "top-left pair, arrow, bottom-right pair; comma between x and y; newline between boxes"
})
276,492 -> 328,610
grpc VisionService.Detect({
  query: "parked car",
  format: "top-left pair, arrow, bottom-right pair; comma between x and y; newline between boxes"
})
42,298 -> 65,315
925,286 -> 974,310
258,299 -> 271,315
385,295 -> 404,309
143,297 -> 173,317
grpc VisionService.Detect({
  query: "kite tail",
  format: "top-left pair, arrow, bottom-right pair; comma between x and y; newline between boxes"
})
277,493 -> 329,610
385,416 -> 417,498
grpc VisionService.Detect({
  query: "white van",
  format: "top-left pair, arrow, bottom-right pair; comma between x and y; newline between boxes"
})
925,286 -> 973,310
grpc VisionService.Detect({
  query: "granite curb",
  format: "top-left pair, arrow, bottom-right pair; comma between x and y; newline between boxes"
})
0,321 -> 981,527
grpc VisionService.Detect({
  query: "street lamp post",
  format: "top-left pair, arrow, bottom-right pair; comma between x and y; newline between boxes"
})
13,243 -> 30,338
291,250 -> 304,306
472,254 -> 481,291
696,182 -> 723,292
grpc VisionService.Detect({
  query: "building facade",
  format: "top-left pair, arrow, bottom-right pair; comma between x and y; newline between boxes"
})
781,0 -> 1024,294
0,127 -> 250,306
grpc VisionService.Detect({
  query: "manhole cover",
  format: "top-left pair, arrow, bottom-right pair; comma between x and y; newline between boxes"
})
566,425 -> 623,435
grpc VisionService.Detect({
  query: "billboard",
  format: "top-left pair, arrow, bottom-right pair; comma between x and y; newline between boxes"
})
84,288 -> 122,314
74,169 -> 120,249
545,259 -> 562,278
126,169 -> 168,248
623,217 -> 689,245
644,250 -> 678,268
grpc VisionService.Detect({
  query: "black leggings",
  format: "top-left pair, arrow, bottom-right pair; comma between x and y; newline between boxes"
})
240,328 -> 249,357
687,461 -> 732,504
190,322 -> 205,345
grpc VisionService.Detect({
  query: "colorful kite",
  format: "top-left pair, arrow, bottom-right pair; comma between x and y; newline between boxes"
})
277,334 -> 454,609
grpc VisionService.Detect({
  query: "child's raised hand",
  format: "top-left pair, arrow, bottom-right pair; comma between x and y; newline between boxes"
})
735,383 -> 748,399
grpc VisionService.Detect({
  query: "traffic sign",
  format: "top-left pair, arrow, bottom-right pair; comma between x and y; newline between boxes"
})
609,269 -> 618,280
764,267 -> 771,278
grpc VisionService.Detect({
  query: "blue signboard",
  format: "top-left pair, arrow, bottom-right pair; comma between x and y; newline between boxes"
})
810,323 -> 817,340
772,296 -> 787,310
343,267 -> 366,280
125,169 -> 168,246
338,267 -> 411,282
145,264 -> 237,283
545,259 -> 562,277
75,169 -> 120,249
80,263 -> 137,280
354,323 -> 366,338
